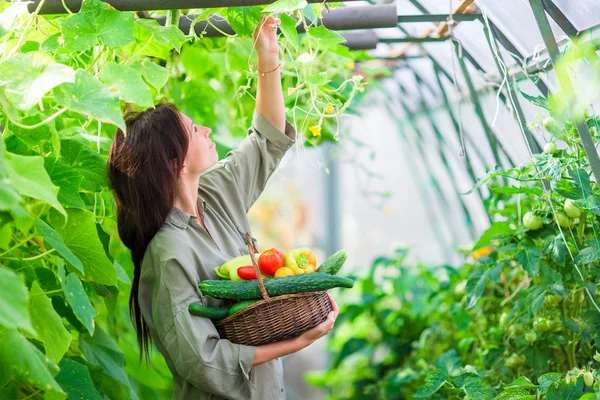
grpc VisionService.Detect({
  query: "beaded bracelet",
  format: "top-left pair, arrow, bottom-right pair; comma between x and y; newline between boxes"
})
256,63 -> 281,76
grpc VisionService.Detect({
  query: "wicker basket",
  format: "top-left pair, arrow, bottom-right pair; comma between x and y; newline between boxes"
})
215,233 -> 332,346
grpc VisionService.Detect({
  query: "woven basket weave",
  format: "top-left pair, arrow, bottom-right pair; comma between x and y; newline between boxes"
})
215,233 -> 332,346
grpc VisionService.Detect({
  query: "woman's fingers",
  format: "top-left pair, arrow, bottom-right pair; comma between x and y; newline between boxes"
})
326,292 -> 340,319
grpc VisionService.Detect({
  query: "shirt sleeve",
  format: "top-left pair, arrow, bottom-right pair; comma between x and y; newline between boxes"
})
224,110 -> 296,211
154,257 -> 257,399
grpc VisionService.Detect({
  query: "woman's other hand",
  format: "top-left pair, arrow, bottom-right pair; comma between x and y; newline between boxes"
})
297,292 -> 340,344
253,14 -> 281,60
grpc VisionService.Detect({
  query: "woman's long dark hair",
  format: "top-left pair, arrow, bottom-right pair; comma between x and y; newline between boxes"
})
107,103 -> 189,363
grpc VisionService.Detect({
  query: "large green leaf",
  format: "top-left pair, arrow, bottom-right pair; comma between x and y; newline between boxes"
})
544,234 -> 567,267
517,246 -> 543,275
80,325 -> 131,388
44,156 -> 86,209
0,266 -> 34,332
537,373 -> 562,394
5,152 -> 66,216
0,52 -> 75,110
0,3 -> 29,38
279,13 -> 299,50
307,25 -> 345,50
99,62 -> 153,107
573,246 -> 600,265
0,327 -> 66,399
546,377 -> 583,400
227,7 -> 262,37
413,368 -> 447,398
58,139 -> 108,192
29,281 -> 72,364
465,269 -> 490,309
58,262 -> 98,335
56,358 -> 103,400
34,218 -> 84,273
51,209 -> 117,286
493,389 -> 536,400
135,60 -> 169,90
58,0 -> 134,51
134,19 -> 187,56
520,90 -> 551,110
263,0 -> 307,12
462,376 -> 492,400
54,70 -> 125,130
472,222 -> 513,251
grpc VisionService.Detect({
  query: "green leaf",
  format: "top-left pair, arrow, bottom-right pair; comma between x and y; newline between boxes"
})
263,0 -> 307,12
0,327 -> 66,399
307,25 -> 345,50
462,376 -> 492,400
58,139 -> 108,193
472,222 -> 513,251
59,0 -> 134,51
517,246 -> 543,275
546,377 -> 583,400
505,376 -> 537,390
279,13 -> 299,50
435,349 -> 461,377
573,246 -> 600,265
56,358 -> 103,400
44,157 -> 85,209
80,325 -> 131,388
136,60 -> 169,90
493,389 -> 536,400
135,19 -> 187,52
227,7 -> 262,37
520,90 -> 551,110
29,281 -> 72,364
466,269 -> 489,309
0,266 -> 34,332
34,218 -> 84,273
54,70 -> 125,130
413,369 -> 447,398
525,284 -> 547,315
5,152 -> 66,216
0,3 -> 29,38
99,62 -> 153,107
0,181 -> 22,211
306,72 -> 331,86
0,52 -> 75,110
58,262 -> 98,335
490,186 -> 543,196
51,209 -> 117,286
537,373 -> 562,394
544,234 -> 567,267
534,154 -> 562,181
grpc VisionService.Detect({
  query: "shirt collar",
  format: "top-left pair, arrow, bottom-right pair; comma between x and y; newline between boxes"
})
166,197 -> 207,229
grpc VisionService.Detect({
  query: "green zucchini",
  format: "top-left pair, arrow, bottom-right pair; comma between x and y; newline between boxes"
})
316,250 -> 347,275
199,272 -> 355,300
228,300 -> 260,316
189,303 -> 230,320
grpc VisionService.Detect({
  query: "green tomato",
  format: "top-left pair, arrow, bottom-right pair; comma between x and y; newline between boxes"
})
525,331 -> 537,343
499,312 -> 509,327
544,142 -> 558,154
543,117 -> 556,131
584,371 -> 594,387
505,353 -> 526,370
555,212 -> 572,228
523,211 -> 543,230
564,199 -> 581,219
534,317 -> 552,333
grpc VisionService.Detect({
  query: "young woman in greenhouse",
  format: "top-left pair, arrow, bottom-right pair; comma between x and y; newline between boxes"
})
107,14 -> 339,400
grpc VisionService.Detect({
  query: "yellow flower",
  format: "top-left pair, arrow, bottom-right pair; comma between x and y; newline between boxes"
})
287,87 -> 297,96
385,207 -> 392,216
309,125 -> 321,137
347,61 -> 355,70
324,104 -> 335,114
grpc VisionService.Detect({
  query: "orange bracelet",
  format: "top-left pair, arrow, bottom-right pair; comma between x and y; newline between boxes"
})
257,63 -> 281,76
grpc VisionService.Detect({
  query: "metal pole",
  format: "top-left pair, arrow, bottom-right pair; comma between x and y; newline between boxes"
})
341,31 -> 379,51
529,0 -> 600,185
26,0 -> 362,14
397,14 -> 481,23
156,4 -> 398,37
323,143 -> 340,257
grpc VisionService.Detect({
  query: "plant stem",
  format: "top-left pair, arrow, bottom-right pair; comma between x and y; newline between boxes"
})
0,249 -> 56,262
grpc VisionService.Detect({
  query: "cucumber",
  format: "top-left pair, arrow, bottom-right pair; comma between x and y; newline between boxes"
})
228,300 -> 260,316
189,303 -> 230,320
316,250 -> 347,275
199,272 -> 355,300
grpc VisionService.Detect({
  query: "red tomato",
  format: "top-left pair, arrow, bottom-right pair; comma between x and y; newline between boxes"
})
237,266 -> 257,280
258,248 -> 285,275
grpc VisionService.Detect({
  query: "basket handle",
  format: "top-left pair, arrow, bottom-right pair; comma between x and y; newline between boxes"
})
246,233 -> 270,301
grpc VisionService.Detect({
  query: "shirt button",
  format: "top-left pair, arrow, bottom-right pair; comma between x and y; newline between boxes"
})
280,389 -> 284,392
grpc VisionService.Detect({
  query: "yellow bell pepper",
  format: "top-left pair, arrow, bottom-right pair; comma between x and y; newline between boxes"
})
284,248 -> 316,275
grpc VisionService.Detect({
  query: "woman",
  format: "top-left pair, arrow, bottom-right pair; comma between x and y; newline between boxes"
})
107,14 -> 339,400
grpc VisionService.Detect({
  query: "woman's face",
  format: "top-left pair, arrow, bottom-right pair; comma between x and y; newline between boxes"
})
179,113 -> 219,176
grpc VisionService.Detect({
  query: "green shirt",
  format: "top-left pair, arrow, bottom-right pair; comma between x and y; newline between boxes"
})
139,111 -> 296,400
